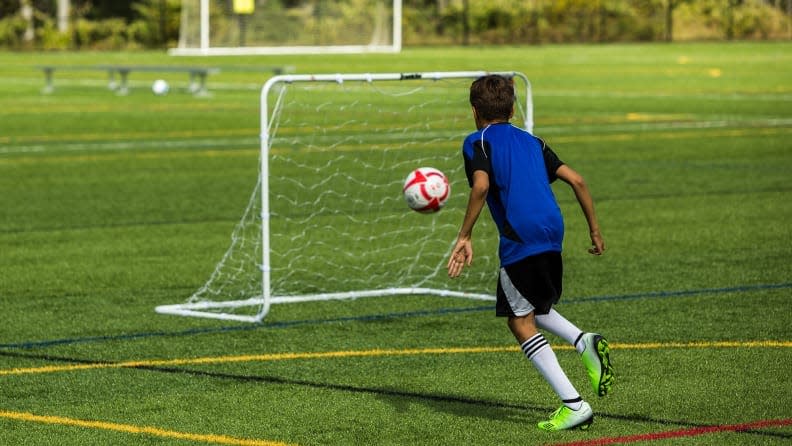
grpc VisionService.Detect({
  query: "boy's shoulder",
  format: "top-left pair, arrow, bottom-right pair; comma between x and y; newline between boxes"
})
462,128 -> 485,147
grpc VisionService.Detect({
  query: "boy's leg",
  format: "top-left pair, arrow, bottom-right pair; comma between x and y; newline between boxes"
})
536,309 -> 614,397
497,254 -> 593,429
535,309 -> 583,350
509,314 -> 582,408
509,315 -> 593,430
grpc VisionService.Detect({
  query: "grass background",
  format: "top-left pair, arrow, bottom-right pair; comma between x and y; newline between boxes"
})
0,41 -> 791,445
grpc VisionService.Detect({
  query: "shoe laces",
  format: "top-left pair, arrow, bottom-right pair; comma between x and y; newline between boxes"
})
549,405 -> 568,420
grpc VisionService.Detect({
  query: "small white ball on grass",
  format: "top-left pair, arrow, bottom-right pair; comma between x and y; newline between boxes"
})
152,79 -> 170,96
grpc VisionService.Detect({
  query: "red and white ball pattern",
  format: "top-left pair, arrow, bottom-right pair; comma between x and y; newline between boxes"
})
402,167 -> 450,213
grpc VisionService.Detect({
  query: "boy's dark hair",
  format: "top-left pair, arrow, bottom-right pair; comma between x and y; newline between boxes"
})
469,75 -> 515,122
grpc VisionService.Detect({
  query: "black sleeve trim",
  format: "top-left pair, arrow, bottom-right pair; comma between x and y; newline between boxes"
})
465,139 -> 492,187
537,136 -> 564,183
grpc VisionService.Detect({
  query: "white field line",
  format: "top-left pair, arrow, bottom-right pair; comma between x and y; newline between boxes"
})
536,117 -> 792,135
0,138 -> 257,155
7,76 -> 263,91
1,117 -> 790,157
538,89 -> 792,102
6,75 -> 792,99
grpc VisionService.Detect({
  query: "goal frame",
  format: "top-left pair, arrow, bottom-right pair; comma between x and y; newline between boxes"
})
155,71 -> 533,323
169,0 -> 403,56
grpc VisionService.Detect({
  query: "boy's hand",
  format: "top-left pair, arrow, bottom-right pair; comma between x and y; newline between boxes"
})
447,239 -> 473,278
588,231 -> 605,255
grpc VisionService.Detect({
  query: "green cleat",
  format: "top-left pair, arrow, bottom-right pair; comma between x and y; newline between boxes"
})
537,402 -> 593,431
580,333 -> 614,397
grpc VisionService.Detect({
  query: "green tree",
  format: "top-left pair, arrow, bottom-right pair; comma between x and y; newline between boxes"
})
129,0 -> 180,47
665,0 -> 695,41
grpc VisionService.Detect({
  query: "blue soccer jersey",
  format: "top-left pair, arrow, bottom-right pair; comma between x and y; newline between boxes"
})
462,123 -> 565,266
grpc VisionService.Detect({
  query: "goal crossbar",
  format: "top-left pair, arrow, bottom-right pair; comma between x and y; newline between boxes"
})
155,71 -> 532,323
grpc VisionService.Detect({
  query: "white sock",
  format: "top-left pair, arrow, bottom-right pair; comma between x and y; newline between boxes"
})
521,333 -> 582,410
535,309 -> 585,353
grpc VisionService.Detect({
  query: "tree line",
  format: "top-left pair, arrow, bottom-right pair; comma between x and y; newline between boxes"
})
1,0 -> 790,50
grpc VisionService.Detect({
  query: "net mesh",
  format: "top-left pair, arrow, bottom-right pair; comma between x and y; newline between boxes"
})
166,74 -> 529,320
177,0 -> 394,50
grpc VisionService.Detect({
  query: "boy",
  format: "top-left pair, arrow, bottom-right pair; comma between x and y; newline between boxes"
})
447,75 -> 613,431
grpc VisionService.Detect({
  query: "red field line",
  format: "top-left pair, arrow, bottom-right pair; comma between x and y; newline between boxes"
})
547,418 -> 792,446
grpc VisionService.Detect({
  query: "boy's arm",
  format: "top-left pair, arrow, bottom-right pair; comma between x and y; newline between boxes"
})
448,170 -> 489,277
555,165 -> 605,255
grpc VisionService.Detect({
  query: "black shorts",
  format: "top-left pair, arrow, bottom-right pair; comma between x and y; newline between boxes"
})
495,251 -> 563,317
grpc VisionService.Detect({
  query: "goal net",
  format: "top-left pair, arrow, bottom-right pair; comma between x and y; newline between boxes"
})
155,71 -> 533,322
171,0 -> 402,56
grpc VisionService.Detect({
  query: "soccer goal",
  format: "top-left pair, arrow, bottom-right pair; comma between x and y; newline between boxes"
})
155,71 -> 533,322
170,0 -> 402,56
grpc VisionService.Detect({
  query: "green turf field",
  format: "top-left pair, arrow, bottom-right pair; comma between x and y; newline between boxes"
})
0,42 -> 790,445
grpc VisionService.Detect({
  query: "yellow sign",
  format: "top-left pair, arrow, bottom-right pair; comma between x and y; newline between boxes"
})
233,0 -> 254,15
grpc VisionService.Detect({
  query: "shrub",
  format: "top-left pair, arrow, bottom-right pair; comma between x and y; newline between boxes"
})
0,14 -> 27,48
37,20 -> 71,50
71,18 -> 129,50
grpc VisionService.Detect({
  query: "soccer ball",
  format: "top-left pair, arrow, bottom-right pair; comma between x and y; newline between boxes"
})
402,167 -> 450,213
152,79 -> 170,96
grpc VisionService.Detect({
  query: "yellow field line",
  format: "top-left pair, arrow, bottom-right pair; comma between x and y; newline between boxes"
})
0,347 -> 513,376
1,341 -> 788,444
0,409 -> 293,446
610,340 -> 792,350
1,341 -> 789,377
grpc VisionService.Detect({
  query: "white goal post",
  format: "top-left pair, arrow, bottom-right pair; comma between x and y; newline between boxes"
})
155,71 -> 533,323
170,0 -> 402,56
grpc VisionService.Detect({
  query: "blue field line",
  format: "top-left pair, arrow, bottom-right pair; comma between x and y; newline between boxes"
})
568,282 -> 792,304
1,282 -> 789,351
